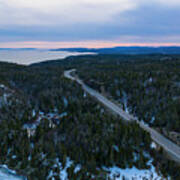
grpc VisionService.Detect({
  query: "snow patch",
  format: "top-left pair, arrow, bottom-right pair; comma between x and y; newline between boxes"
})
0,84 -> 5,89
150,116 -> 155,124
151,142 -> 157,149
103,158 -> 167,180
74,165 -> 81,174
83,92 -> 87,98
0,165 -> 26,180
63,97 -> 68,108
60,157 -> 73,180
113,145 -> 119,152
122,91 -> 129,113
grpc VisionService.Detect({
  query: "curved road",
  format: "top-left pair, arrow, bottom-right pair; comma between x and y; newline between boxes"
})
64,69 -> 180,164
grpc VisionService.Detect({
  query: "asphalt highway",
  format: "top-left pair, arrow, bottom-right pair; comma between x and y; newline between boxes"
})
64,69 -> 180,164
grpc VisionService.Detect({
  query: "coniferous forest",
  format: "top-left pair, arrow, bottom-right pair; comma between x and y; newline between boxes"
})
0,54 -> 180,179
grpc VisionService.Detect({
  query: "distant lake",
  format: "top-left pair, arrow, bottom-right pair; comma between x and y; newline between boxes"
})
0,50 -> 94,65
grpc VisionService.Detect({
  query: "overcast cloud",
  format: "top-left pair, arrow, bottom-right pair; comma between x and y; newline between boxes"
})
0,0 -> 180,47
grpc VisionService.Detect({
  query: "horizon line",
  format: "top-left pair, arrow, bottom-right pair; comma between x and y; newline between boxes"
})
1,41 -> 180,49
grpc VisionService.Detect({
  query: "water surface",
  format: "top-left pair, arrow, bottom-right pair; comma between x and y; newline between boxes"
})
0,50 -> 93,65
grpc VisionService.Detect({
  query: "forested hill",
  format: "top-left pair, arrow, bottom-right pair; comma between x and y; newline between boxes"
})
0,54 -> 180,179
50,46 -> 180,54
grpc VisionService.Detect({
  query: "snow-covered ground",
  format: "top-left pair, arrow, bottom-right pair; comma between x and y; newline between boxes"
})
59,158 -> 73,180
103,158 -> 169,180
0,154 -> 168,180
47,157 -> 74,180
0,165 -> 26,180
45,153 -> 168,180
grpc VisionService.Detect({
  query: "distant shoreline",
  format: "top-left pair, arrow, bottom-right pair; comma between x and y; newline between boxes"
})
0,49 -> 94,65
50,46 -> 180,55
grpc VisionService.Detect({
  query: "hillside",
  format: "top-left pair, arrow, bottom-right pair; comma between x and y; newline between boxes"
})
0,55 -> 180,179
51,46 -> 180,54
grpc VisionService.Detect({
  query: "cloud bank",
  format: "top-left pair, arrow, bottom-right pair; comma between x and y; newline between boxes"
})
0,0 -> 180,47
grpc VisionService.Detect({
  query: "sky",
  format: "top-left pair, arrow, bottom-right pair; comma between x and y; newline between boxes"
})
0,0 -> 180,48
